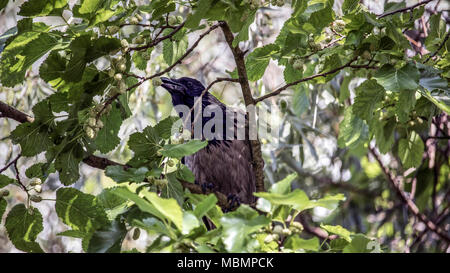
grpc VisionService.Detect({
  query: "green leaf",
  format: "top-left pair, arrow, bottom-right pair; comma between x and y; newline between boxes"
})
154,116 -> 180,139
396,90 -> 416,123
55,187 -> 109,233
255,189 -> 344,212
320,224 -> 353,242
292,85 -> 309,116
128,125 -> 160,165
94,102 -> 122,153
141,191 -> 183,232
233,10 -> 256,46
0,198 -> 7,222
5,204 -> 44,253
185,0 -> 213,28
109,187 -> 165,220
269,173 -> 297,194
25,162 -> 55,180
353,79 -> 385,121
193,194 -> 218,218
54,145 -> 83,185
105,165 -> 148,183
182,211 -> 200,235
57,229 -> 87,239
338,106 -> 369,149
342,234 -> 374,253
220,205 -> 270,252
342,0 -> 359,14
79,0 -> 102,14
10,122 -> 54,157
245,44 -> 279,81
161,140 -> 208,158
19,0 -> 66,17
284,63 -> 303,84
398,131 -> 424,169
373,119 -> 396,154
163,30 -> 188,66
374,64 -> 420,92
0,174 -> 16,188
1,31 -> 60,87
87,220 -> 126,253
284,236 -> 319,251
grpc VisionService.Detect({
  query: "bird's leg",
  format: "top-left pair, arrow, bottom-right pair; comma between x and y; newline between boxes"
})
196,181 -> 214,194
225,194 -> 241,212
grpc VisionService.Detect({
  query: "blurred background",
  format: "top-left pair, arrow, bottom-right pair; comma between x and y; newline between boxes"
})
1,0 -> 449,252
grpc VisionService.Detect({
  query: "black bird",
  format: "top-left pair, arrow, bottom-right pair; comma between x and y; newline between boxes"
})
161,77 -> 256,207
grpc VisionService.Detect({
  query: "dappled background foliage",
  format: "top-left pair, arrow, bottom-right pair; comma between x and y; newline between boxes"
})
0,0 -> 449,253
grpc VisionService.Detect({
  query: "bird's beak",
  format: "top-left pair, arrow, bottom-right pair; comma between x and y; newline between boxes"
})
161,77 -> 185,94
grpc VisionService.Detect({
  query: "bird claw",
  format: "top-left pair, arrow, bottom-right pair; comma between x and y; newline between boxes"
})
200,182 -> 214,194
225,194 -> 241,212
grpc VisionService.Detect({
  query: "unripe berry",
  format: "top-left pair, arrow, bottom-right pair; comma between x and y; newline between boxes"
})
108,69 -> 115,78
272,225 -> 283,235
176,16 -> 183,24
130,16 -> 139,25
119,81 -> 127,93
168,15 -> 177,25
30,178 -> 42,186
291,221 -> 303,230
264,234 -> 274,243
88,117 -> 97,127
34,184 -> 42,193
134,35 -> 144,44
135,14 -> 143,21
282,228 -> 292,236
96,120 -> 104,129
362,50 -> 371,60
121,39 -> 129,48
167,159 -> 175,167
1,189 -> 9,197
30,195 -> 42,203
117,63 -> 126,72
108,26 -> 120,34
293,59 -> 303,70
86,126 -> 96,139
114,73 -> 123,81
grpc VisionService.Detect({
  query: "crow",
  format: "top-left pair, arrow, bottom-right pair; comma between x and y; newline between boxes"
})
161,77 -> 256,207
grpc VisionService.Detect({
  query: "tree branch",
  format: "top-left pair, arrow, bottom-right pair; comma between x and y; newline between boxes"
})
127,22 -> 185,52
219,21 -> 265,193
369,146 -> 450,243
424,31 -> 450,63
0,101 -> 34,123
378,0 -> 434,19
255,56 -> 359,103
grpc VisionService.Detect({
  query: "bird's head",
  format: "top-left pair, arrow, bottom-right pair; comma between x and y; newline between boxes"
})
161,77 -> 205,106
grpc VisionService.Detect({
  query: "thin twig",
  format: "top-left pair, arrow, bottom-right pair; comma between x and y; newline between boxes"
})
255,56 -> 359,103
369,146 -> 450,243
424,31 -> 450,63
378,0 -> 434,18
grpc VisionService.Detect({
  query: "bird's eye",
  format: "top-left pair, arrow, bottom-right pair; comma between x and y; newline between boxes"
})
187,82 -> 193,88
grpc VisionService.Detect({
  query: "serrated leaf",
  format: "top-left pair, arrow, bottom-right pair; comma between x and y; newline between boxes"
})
0,198 -> 7,222
79,0 -> 102,14
342,234 -> 374,253
245,44 -> 279,81
54,145 -> 83,185
374,64 -> 420,92
398,131 -> 424,169
55,187 -> 109,233
87,220 -> 126,253
220,205 -> 270,252
10,122 -> 54,157
155,116 -> 180,139
284,236 -> 319,251
269,173 -> 297,194
338,107 -> 369,149
396,90 -> 416,123
5,204 -> 43,253
292,85 -> 309,116
161,140 -> 207,158
0,174 -> 16,188
320,224 -> 353,242
185,0 -> 213,28
105,165 -> 148,183
353,79 -> 385,121
19,0 -> 66,17
94,102 -> 122,153
141,191 -> 183,232
192,194 -> 218,218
